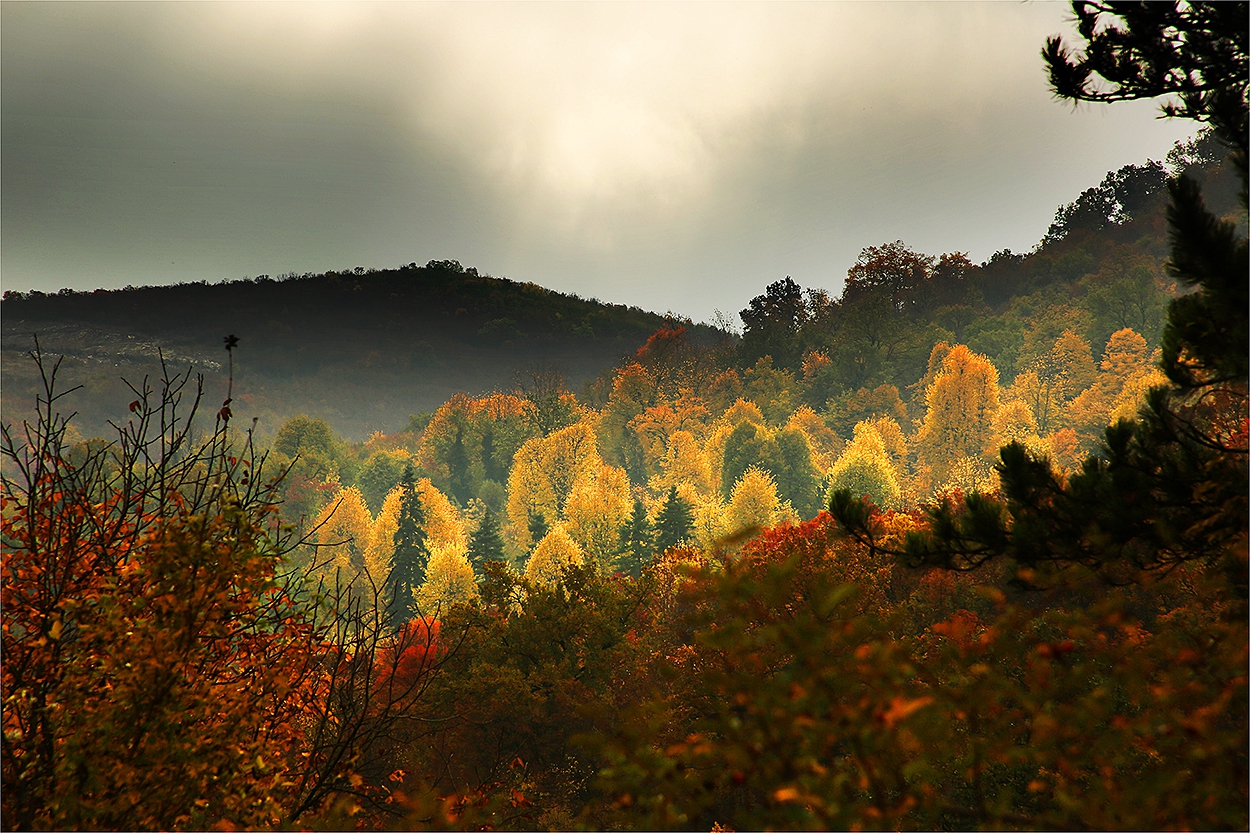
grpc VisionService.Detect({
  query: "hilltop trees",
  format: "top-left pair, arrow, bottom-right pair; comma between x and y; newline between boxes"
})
834,0 -> 1248,586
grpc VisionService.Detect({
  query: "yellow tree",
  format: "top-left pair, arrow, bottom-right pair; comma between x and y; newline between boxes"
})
1009,329 -> 1096,434
414,478 -> 468,554
785,407 -> 844,475
310,486 -> 376,590
992,399 -> 1043,453
648,430 -> 718,502
916,344 -> 1001,486
1109,366 -> 1169,424
563,461 -> 633,567
415,542 -> 479,613
1067,328 -> 1158,441
827,421 -> 902,509
722,466 -> 793,538
524,524 -> 586,586
366,486 -> 404,586
506,420 -> 602,551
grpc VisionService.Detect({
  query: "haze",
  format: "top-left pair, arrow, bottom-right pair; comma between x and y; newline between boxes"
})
2,1 -> 1196,323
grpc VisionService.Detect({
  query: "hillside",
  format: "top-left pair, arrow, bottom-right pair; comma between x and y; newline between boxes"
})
1,260 -> 725,440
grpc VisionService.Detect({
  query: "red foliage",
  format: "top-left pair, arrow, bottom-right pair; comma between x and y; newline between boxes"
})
373,617 -> 442,695
635,323 -> 687,366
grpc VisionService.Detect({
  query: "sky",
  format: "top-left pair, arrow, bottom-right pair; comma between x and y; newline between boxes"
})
2,1 -> 1198,325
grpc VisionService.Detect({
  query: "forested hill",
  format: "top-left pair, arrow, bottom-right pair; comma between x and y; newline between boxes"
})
1,260 -> 725,439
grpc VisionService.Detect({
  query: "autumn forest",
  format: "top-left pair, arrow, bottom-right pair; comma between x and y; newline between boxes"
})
3,4 -> 1247,831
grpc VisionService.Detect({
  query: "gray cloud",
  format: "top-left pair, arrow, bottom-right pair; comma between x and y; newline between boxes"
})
2,1 -> 1196,322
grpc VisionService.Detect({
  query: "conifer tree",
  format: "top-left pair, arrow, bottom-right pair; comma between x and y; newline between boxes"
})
618,497 -> 657,576
654,486 -> 694,553
466,507 -> 505,575
389,464 -> 430,625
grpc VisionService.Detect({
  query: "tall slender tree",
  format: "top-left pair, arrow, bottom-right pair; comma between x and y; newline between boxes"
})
389,464 -> 430,625
618,497 -> 657,576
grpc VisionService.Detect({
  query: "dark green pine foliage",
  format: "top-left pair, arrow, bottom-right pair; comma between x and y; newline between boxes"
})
389,464 -> 430,625
467,508 -> 506,575
833,0 -> 1248,591
527,511 -> 549,548
618,497 -> 657,576
654,486 -> 694,554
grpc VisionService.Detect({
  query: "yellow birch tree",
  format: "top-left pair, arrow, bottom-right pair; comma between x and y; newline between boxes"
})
524,524 -> 586,586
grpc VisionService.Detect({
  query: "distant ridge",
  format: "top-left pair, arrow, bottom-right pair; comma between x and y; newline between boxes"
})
1,261 -> 725,440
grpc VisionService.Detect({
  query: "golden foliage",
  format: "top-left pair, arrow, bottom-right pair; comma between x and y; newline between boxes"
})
564,462 -> 633,565
829,421 -> 903,509
415,543 -> 479,612
524,524 -> 586,586
784,407 -> 844,474
916,344 -> 1001,486
506,420 -> 603,551
649,430 -> 718,502
723,466 -> 793,537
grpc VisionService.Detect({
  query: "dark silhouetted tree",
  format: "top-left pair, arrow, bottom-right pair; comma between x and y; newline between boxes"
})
389,464 -> 430,624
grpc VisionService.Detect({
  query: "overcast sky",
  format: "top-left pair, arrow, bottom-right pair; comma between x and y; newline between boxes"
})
2,1 -> 1196,324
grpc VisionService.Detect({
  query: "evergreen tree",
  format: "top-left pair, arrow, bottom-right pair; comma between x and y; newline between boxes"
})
467,507 -> 505,575
654,486 -> 694,554
618,497 -> 656,576
527,511 -> 549,548
389,464 -> 430,625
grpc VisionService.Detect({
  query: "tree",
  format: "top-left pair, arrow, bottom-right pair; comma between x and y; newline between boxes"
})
654,486 -> 694,554
618,497 -> 657,577
827,421 -> 902,509
311,487 -> 376,593
841,240 -> 935,314
389,465 -> 430,626
466,508 -> 505,575
723,467 -> 790,536
563,462 -> 633,568
524,525 -> 585,587
415,544 -> 479,613
915,345 -> 1001,486
506,421 -> 602,551
357,449 -> 410,513
739,277 -> 807,369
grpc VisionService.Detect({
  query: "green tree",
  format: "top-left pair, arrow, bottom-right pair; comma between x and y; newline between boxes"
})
390,464 -> 430,625
654,486 -> 694,553
618,497 -> 657,577
467,508 -> 505,575
357,449 -> 409,513
739,277 -> 807,370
